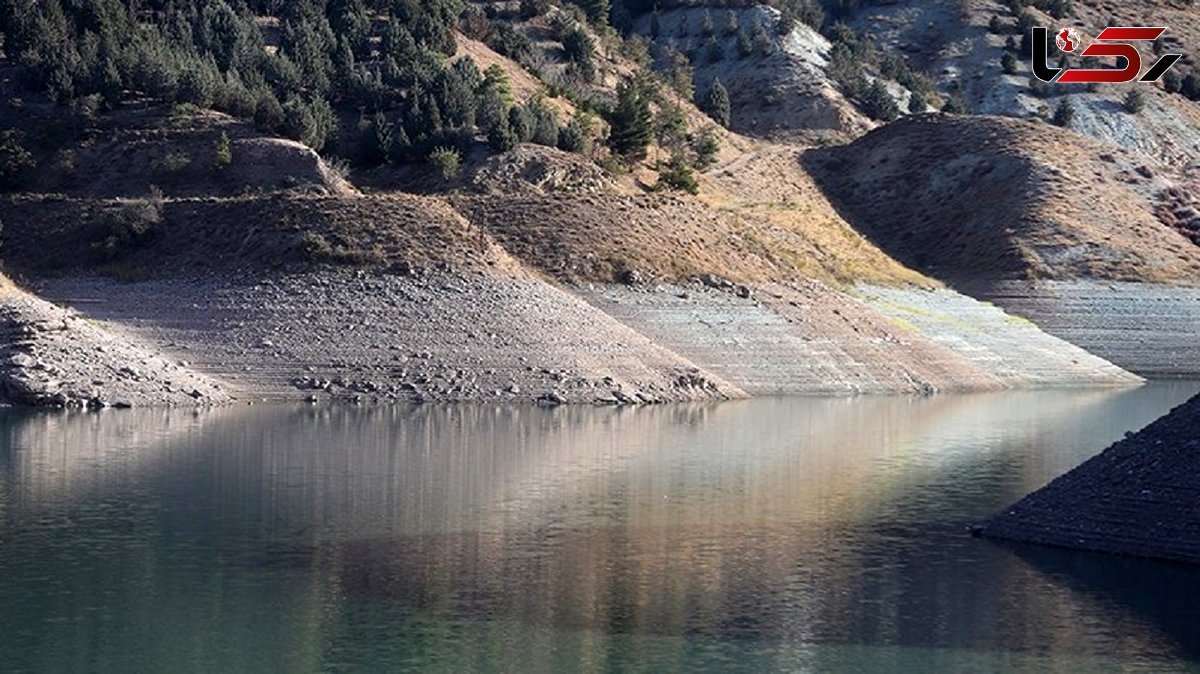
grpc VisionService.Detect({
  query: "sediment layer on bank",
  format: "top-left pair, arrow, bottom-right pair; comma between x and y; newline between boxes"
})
17,271 -> 1139,407
980,393 -> 1200,564
966,280 -> 1200,378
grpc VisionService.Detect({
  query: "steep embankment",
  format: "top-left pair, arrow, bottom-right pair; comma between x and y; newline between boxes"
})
807,115 -> 1200,376
0,275 -> 229,407
980,392 -> 1200,564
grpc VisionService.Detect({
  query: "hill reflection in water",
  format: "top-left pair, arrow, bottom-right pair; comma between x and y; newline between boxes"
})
1,383 -> 1198,672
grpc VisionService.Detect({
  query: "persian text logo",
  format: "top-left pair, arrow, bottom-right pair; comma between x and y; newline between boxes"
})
1031,26 -> 1182,83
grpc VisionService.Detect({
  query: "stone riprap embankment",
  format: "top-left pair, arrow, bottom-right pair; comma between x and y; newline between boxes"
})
0,283 -> 229,407
980,392 -> 1200,563
966,280 -> 1200,378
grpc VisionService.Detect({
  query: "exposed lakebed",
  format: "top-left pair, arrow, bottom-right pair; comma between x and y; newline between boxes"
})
1,383 -> 1199,672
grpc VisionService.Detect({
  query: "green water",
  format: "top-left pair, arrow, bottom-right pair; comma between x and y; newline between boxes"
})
1,383 -> 1199,673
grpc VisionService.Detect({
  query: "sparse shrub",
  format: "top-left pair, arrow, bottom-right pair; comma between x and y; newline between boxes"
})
96,188 -> 164,260
0,130 -> 36,191
152,151 -> 192,175
1124,89 -> 1146,114
1052,96 -> 1075,126
427,146 -> 461,181
1163,70 -> 1182,94
941,94 -> 969,114
657,153 -> 699,194
297,231 -> 334,260
1182,73 -> 1200,101
693,128 -> 720,169
558,121 -> 587,153
1001,51 -> 1018,74
213,132 -> 233,171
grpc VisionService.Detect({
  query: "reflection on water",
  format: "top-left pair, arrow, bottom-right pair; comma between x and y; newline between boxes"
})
1,384 -> 1199,672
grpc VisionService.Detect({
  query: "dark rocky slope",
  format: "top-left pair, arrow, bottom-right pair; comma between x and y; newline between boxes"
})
980,393 -> 1200,563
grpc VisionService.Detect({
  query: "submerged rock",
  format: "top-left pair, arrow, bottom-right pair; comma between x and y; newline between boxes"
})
978,393 -> 1200,564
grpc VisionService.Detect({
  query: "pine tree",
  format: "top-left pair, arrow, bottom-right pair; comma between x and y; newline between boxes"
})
608,80 -> 653,160
737,30 -> 753,58
580,0 -> 610,27
488,115 -> 518,152
693,128 -> 720,169
508,105 -> 534,143
907,93 -> 927,114
723,10 -> 738,36
706,37 -> 723,64
700,9 -> 714,37
703,78 -> 731,128
1001,50 -> 1018,74
861,80 -> 898,121
1052,97 -> 1075,126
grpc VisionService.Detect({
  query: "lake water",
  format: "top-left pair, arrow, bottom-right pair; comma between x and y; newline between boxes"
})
2,383 -> 1199,673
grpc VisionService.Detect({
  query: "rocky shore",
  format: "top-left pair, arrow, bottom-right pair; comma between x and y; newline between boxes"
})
0,281 -> 229,408
979,392 -> 1200,563
3,270 -> 1139,408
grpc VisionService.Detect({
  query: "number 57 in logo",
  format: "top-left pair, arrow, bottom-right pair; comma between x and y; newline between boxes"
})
1032,26 -> 1182,83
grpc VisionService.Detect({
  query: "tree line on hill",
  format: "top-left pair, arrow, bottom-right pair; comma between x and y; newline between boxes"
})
0,0 -> 722,186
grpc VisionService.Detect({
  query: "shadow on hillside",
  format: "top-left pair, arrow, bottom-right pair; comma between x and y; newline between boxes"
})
800,144 -> 948,281
799,139 -> 1028,288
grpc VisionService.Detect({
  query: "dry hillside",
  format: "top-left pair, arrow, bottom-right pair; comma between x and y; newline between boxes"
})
806,114 -> 1200,283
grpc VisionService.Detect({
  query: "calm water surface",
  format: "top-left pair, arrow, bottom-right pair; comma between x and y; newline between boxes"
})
2,383 -> 1199,673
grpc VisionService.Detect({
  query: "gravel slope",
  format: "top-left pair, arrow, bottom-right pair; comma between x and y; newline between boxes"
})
30,273 -> 744,405
967,280 -> 1200,378
19,271 -> 1142,407
0,283 -> 229,407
